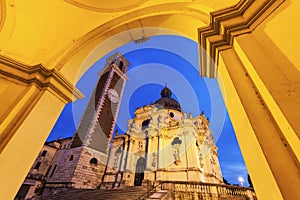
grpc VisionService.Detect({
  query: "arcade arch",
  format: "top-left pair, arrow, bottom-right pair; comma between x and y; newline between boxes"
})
0,1 -> 299,200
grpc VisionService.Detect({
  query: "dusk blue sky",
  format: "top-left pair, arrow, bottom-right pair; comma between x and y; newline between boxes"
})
47,35 -> 249,186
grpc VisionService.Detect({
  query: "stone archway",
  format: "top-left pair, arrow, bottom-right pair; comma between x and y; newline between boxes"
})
0,1 -> 299,200
134,157 -> 146,186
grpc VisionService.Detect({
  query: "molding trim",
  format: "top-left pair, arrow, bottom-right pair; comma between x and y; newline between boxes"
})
64,0 -> 148,13
198,0 -> 285,78
48,2 -> 209,70
0,55 -> 84,103
0,0 -> 6,32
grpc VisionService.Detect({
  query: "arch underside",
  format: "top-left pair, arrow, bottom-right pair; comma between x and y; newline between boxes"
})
0,1 -> 299,200
58,13 -> 208,83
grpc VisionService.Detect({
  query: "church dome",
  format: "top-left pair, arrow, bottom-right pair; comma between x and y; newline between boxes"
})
154,87 -> 182,112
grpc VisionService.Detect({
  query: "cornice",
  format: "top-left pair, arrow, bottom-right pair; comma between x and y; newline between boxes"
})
198,0 -> 285,78
0,55 -> 84,103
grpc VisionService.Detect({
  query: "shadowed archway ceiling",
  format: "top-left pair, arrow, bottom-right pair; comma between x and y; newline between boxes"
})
0,0 -> 239,70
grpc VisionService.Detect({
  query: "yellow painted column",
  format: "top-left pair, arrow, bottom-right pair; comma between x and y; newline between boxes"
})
217,46 -> 299,199
217,49 -> 283,199
0,56 -> 83,200
234,34 -> 300,161
232,34 -> 300,199
0,89 -> 66,200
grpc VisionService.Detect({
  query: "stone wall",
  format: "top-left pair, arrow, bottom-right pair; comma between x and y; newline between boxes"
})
71,147 -> 107,188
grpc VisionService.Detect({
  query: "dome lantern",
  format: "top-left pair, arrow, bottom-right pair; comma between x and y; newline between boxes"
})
154,87 -> 181,112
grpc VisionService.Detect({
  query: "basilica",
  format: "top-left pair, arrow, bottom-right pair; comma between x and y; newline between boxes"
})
102,87 -> 223,187
1,1 -> 299,199
14,53 -> 258,199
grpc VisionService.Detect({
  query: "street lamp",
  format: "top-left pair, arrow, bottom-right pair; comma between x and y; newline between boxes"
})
238,176 -> 244,186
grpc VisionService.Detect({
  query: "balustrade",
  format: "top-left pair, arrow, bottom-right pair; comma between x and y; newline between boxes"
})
159,181 -> 256,200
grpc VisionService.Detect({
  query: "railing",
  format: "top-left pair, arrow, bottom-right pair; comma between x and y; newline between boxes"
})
160,181 -> 257,200
136,182 -> 162,200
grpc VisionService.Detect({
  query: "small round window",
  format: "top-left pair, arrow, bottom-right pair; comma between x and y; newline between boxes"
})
169,112 -> 174,118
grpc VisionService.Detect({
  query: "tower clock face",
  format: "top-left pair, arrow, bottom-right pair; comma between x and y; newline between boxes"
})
107,88 -> 119,103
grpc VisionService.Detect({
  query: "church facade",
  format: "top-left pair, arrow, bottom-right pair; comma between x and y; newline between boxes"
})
15,52 -> 227,199
102,87 -> 223,188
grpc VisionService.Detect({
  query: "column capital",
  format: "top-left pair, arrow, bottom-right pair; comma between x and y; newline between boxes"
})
0,55 -> 84,103
198,0 -> 285,78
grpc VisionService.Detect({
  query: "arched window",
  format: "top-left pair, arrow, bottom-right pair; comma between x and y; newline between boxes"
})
142,119 -> 151,130
90,158 -> 98,165
68,155 -> 73,161
136,157 -> 146,173
134,157 -> 146,186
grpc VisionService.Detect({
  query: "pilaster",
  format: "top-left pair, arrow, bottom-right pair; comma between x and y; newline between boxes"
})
198,0 -> 300,199
0,55 -> 83,200
218,48 -> 286,199
232,34 -> 300,199
198,0 -> 285,78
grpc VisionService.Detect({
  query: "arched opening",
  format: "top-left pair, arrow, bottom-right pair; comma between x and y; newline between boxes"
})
47,33 -> 270,198
90,158 -> 98,165
56,13 -> 209,83
141,119 -> 151,130
134,157 -> 146,186
50,29 -> 297,199
1,1 -> 299,199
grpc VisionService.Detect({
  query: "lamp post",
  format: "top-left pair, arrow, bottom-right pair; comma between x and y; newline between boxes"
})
238,176 -> 244,186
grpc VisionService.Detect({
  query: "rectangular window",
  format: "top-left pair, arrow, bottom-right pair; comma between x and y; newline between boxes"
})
50,165 -> 57,178
45,165 -> 52,177
41,150 -> 47,157
34,162 -> 41,170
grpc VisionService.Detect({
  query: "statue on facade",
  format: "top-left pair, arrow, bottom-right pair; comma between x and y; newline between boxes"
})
152,152 -> 157,167
112,147 -> 122,170
128,120 -> 139,132
172,137 -> 182,165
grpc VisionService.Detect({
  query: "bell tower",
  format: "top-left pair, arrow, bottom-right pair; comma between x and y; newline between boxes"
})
71,52 -> 129,152
44,52 -> 129,190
